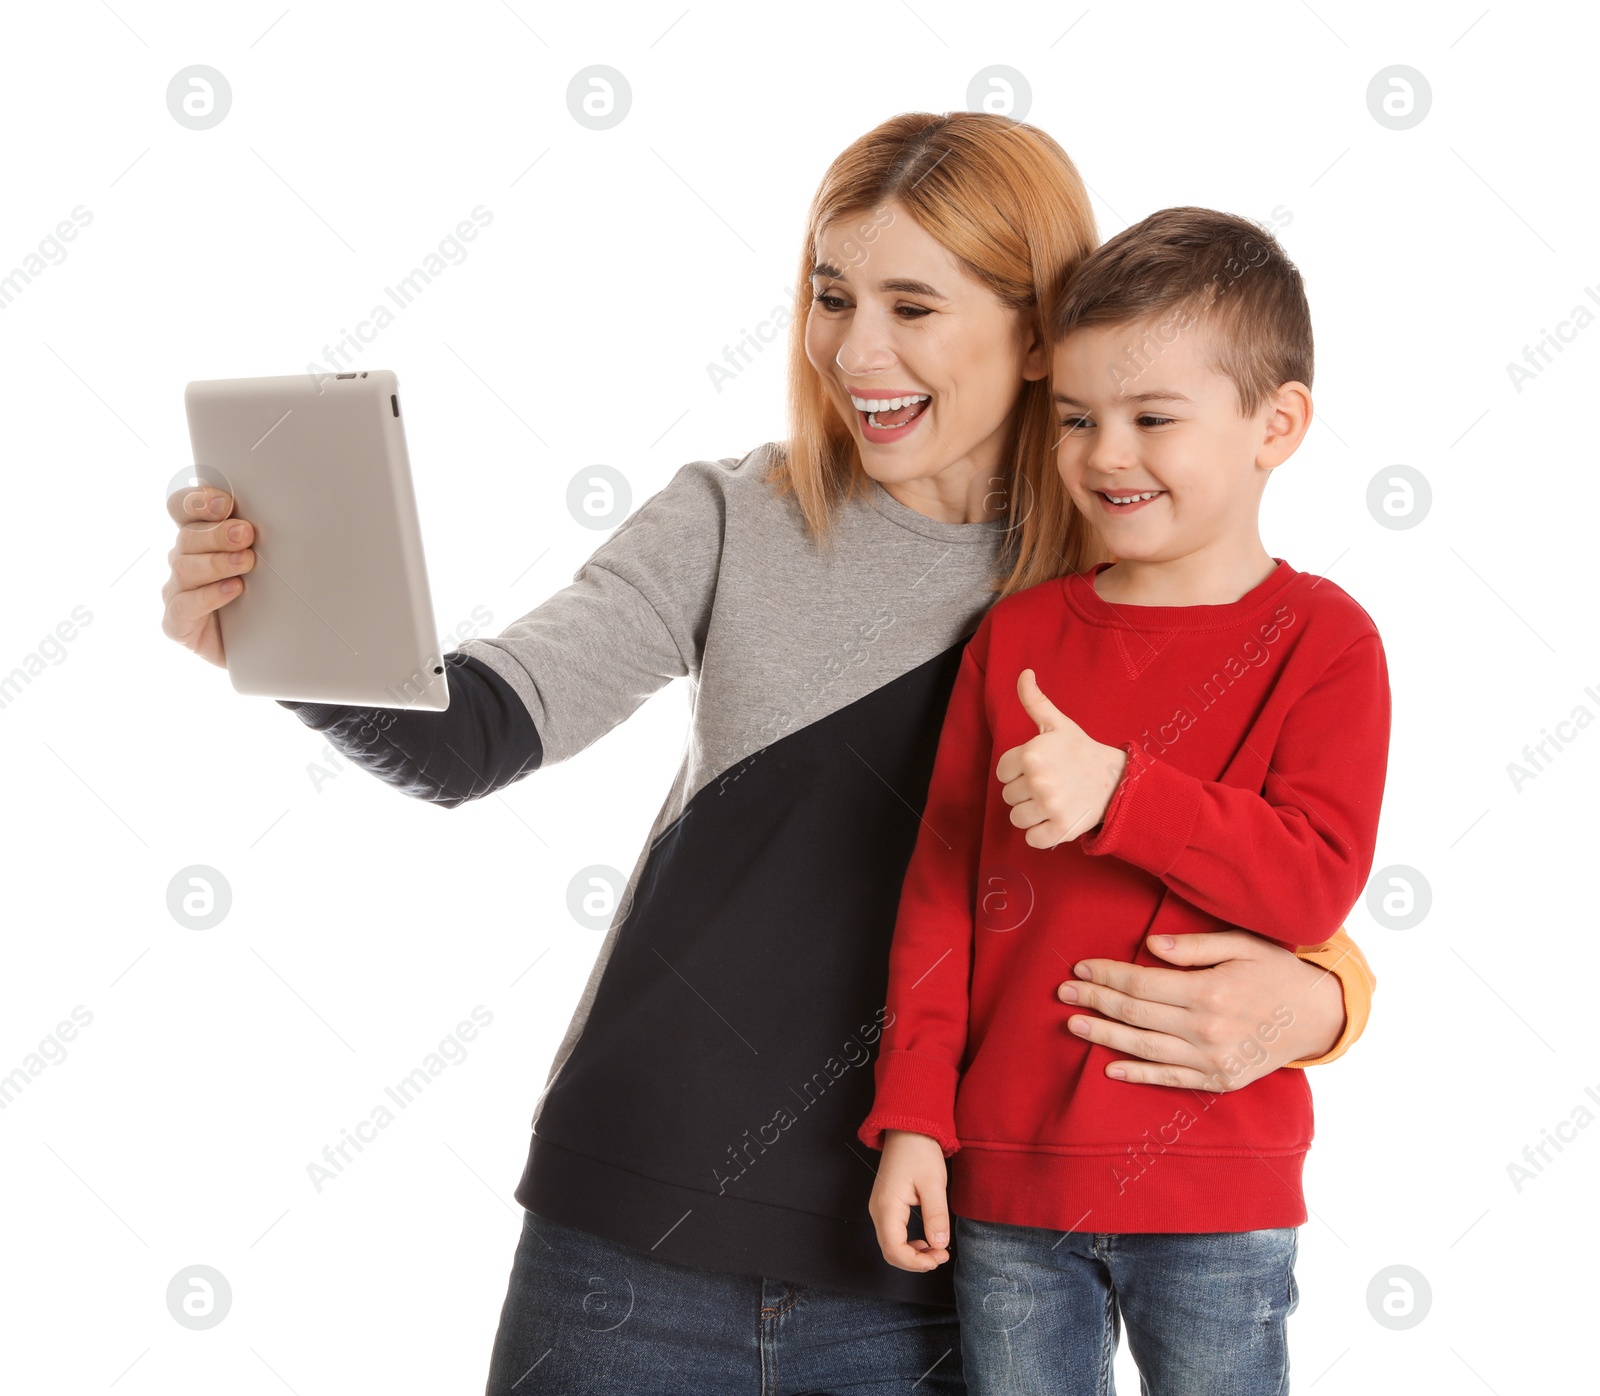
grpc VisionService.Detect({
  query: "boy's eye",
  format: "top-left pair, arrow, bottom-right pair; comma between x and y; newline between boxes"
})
1137,414 -> 1174,428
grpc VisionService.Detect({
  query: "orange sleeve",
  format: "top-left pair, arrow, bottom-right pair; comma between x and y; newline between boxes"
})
1285,925 -> 1375,1068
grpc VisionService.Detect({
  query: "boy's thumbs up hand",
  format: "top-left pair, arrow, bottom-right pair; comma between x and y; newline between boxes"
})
997,668 -> 1130,848
1016,665 -> 1071,734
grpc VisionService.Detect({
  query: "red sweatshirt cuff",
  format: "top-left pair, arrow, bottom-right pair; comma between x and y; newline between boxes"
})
857,1048 -> 961,1157
1080,741 -> 1203,875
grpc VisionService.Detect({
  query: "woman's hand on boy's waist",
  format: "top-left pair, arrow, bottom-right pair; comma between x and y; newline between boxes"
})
1057,929 -> 1345,1090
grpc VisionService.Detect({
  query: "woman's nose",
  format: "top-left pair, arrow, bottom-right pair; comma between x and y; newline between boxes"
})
835,330 -> 895,378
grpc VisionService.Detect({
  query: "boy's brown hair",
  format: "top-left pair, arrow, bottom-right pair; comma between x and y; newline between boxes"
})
1048,206 -> 1313,416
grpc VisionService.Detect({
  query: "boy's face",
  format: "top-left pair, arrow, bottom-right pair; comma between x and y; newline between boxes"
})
1050,316 -> 1282,565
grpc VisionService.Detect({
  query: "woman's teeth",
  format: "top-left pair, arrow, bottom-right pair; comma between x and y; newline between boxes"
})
850,392 -> 930,429
849,393 -> 930,411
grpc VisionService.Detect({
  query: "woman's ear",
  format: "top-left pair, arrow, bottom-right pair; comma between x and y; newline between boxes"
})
1257,381 -> 1312,470
1021,323 -> 1052,383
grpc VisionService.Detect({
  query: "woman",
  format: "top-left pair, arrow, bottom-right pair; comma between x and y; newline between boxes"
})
161,112 -> 1373,1395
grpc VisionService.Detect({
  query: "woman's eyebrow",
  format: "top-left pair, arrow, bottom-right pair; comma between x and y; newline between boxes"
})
808,264 -> 947,299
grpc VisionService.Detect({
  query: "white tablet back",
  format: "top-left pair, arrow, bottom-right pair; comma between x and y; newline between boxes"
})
183,369 -> 450,711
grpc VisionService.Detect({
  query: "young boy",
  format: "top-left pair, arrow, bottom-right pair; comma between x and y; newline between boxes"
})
857,207 -> 1390,1394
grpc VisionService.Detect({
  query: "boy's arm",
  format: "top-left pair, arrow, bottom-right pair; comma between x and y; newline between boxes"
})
857,631 -> 994,1158
1081,632 -> 1391,952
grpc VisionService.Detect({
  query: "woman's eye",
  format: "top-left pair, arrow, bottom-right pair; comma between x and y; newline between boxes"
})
895,304 -> 932,319
812,292 -> 848,312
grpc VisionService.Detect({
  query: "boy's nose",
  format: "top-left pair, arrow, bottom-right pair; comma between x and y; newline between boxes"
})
1089,438 -> 1139,472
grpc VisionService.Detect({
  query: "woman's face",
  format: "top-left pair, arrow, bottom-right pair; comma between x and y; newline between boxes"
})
804,198 -> 1048,520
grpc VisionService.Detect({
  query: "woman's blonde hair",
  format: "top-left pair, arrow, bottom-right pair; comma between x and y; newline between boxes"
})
770,111 -> 1105,597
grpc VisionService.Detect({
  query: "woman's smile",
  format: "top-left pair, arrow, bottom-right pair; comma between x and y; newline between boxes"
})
848,388 -> 933,442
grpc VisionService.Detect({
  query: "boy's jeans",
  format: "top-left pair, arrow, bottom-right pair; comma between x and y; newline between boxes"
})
952,1215 -> 1299,1396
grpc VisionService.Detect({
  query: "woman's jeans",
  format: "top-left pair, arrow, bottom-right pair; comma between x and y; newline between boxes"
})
485,1208 -> 967,1394
952,1216 -> 1299,1396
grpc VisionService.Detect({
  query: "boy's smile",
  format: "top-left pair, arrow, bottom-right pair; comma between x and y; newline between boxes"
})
1096,486 -> 1165,514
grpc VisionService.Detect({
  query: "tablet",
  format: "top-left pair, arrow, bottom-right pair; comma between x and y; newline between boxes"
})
182,369 -> 450,711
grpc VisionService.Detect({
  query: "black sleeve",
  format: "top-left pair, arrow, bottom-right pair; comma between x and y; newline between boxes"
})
276,651 -> 543,809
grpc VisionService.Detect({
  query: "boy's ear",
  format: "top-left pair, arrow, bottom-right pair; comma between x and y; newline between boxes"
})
1257,381 -> 1312,470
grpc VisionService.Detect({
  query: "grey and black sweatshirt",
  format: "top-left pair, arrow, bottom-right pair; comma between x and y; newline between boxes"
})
278,440 -> 1015,1307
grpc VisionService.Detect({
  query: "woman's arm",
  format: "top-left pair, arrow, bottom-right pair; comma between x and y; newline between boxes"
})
1055,923 -> 1376,1091
1285,925 -> 1375,1065
277,454 -> 736,804
277,651 -> 542,806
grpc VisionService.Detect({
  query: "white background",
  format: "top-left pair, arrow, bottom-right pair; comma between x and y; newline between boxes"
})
0,1 -> 1594,1391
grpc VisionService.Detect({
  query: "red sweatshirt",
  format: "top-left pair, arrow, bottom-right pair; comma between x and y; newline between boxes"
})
857,559 -> 1390,1233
